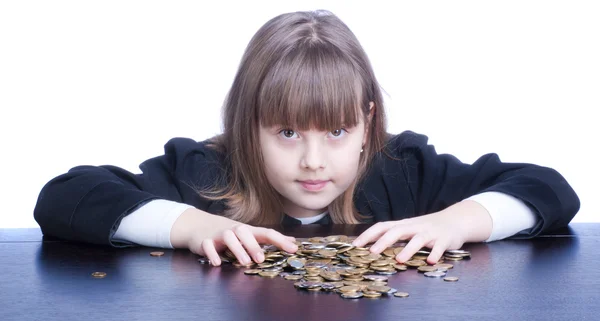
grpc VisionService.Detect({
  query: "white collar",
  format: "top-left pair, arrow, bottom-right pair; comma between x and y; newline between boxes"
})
294,211 -> 329,224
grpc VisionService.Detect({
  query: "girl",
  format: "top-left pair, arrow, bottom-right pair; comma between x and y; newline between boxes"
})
34,10 -> 579,267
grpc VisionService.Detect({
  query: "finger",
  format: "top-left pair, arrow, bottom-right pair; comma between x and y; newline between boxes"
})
352,222 -> 394,248
222,229 -> 252,265
233,225 -> 265,263
369,225 -> 413,254
396,233 -> 430,263
201,239 -> 221,266
427,239 -> 450,265
254,228 -> 298,253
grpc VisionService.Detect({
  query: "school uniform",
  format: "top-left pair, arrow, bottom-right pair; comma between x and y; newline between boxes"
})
33,130 -> 580,248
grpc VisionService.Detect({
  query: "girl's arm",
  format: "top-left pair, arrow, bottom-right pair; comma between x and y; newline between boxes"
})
353,130 -> 580,263
34,138 -> 227,246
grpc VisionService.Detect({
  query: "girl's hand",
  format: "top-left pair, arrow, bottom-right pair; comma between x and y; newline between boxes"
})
351,200 -> 493,265
188,224 -> 298,267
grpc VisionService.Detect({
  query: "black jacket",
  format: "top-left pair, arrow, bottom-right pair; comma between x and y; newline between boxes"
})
33,130 -> 580,246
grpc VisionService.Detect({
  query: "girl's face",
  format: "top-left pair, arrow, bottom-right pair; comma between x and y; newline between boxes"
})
258,103 -> 373,218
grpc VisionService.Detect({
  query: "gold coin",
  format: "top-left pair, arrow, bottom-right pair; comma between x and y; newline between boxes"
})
393,292 -> 409,298
433,263 -> 454,269
317,249 -> 337,258
348,249 -> 371,257
363,252 -> 382,261
233,262 -> 255,268
367,285 -> 391,293
320,271 -> 342,281
257,262 -> 275,268
244,269 -> 261,275
339,285 -> 361,293
362,290 -> 382,298
149,251 -> 165,257
383,248 -> 396,257
417,266 -> 438,273
91,272 -> 106,278
444,256 -> 463,261
393,247 -> 405,255
405,260 -> 427,267
444,276 -> 459,282
393,264 -> 408,271
284,275 -> 304,281
370,260 -> 390,267
258,271 -> 280,277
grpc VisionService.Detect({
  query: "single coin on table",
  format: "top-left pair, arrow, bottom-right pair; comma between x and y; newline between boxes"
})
393,292 -> 409,298
91,272 -> 107,278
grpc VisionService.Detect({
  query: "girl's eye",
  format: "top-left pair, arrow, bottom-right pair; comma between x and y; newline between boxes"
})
280,129 -> 297,139
329,128 -> 348,138
278,128 -> 347,139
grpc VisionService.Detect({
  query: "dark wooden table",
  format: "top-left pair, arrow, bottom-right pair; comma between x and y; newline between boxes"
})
1,224 -> 599,321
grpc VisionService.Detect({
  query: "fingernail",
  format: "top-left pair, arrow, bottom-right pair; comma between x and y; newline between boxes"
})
256,251 -> 264,262
243,254 -> 251,264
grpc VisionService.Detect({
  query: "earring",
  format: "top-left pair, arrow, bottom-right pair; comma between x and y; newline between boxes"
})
360,148 -> 364,153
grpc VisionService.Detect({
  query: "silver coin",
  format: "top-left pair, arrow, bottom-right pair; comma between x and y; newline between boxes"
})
445,250 -> 470,255
336,254 -> 351,260
288,259 -> 305,269
376,270 -> 397,275
262,245 -> 279,252
320,283 -> 336,291
303,282 -> 322,289
292,270 -> 307,275
262,266 -> 284,272
424,271 -> 447,278
305,262 -> 327,268
197,258 -> 210,264
363,275 -> 389,281
384,288 -> 398,295
305,244 -> 326,250
279,272 -> 291,278
341,292 -> 364,299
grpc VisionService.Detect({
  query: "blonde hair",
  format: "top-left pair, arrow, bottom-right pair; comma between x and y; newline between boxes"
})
196,10 -> 390,225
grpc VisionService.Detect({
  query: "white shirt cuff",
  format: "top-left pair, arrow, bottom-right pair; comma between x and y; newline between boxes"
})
466,191 -> 538,242
112,199 -> 193,248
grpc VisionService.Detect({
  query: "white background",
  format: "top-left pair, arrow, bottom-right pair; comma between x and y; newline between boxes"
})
1,1 -> 597,228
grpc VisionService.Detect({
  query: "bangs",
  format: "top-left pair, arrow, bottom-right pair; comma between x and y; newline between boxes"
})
258,44 -> 366,131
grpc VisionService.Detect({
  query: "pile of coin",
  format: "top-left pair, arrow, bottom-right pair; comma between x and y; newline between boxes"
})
198,235 -> 470,299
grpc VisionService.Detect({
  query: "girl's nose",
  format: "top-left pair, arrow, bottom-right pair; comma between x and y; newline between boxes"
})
300,144 -> 326,170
